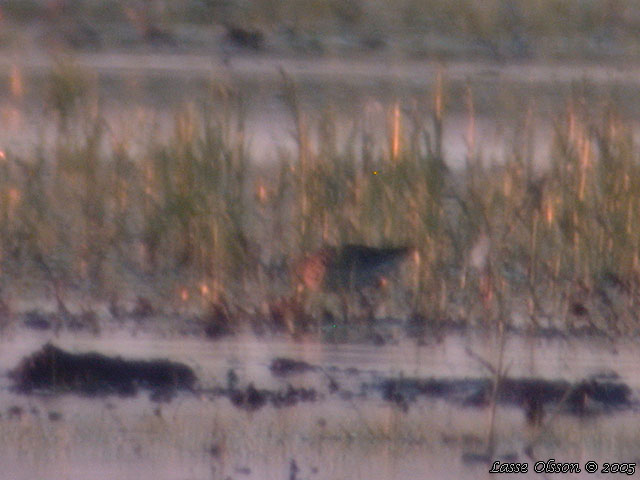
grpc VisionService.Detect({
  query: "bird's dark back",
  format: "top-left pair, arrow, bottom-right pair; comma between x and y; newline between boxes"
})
324,245 -> 414,291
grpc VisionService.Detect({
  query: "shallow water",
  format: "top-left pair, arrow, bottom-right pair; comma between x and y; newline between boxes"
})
0,53 -> 638,167
0,329 -> 638,480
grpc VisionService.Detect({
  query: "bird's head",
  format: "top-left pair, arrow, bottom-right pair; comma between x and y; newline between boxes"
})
293,247 -> 334,293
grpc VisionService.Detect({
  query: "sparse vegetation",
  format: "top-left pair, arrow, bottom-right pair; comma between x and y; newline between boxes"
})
0,58 -> 640,340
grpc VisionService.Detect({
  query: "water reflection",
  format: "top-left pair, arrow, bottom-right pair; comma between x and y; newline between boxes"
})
0,331 -> 635,480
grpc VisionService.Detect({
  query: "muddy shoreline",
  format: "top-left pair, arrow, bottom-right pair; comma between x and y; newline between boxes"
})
7,343 -> 635,421
1,329 -> 637,480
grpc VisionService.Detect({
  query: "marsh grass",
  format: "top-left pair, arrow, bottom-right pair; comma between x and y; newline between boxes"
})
3,64 -> 640,338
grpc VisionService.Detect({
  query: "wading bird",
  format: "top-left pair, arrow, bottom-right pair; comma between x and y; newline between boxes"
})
294,244 -> 418,322
296,245 -> 416,292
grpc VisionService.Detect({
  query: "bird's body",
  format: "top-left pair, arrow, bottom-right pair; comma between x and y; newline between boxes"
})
296,244 -> 416,293
287,244 -> 418,327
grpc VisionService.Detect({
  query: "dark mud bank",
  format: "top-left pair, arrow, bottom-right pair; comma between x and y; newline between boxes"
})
7,346 -> 635,422
7,345 -> 320,409
9,343 -> 196,400
377,375 -> 633,420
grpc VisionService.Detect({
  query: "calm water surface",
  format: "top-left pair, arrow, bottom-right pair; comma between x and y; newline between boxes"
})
0,329 -> 638,480
1,54 -> 640,167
